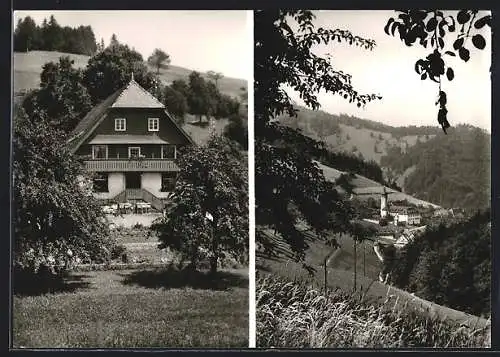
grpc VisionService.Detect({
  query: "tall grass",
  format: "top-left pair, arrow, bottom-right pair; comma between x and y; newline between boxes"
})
256,274 -> 490,348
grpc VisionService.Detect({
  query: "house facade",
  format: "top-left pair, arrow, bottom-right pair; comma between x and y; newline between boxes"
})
68,77 -> 194,211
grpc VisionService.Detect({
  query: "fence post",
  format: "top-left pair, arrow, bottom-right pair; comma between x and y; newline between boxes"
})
324,260 -> 327,292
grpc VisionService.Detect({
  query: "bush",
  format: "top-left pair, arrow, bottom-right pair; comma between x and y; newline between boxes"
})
111,244 -> 127,261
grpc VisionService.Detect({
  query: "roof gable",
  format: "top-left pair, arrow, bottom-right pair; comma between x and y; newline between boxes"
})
68,79 -> 194,152
111,79 -> 164,109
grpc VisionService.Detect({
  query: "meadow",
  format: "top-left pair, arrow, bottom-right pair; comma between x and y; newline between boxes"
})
13,226 -> 249,348
13,268 -> 248,348
13,51 -> 247,98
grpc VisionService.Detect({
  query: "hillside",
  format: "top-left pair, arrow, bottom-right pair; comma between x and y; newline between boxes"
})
380,125 -> 491,209
256,227 -> 488,329
278,106 -> 439,165
181,116 -> 229,146
279,106 -> 490,209
13,51 -> 247,99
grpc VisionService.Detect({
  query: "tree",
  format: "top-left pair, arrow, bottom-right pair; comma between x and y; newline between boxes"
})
207,71 -> 224,89
171,79 -> 190,98
22,56 -> 93,134
223,113 -> 248,150
215,93 -> 240,120
42,15 -> 64,51
151,136 -> 248,274
163,85 -> 188,125
14,16 -> 40,52
14,15 -> 98,56
255,10 -> 381,258
83,43 -> 162,103
148,48 -> 171,74
109,33 -> 119,47
391,210 -> 490,316
13,108 -> 115,291
205,81 -> 221,120
385,10 -> 491,133
239,86 -> 248,102
187,71 -> 209,122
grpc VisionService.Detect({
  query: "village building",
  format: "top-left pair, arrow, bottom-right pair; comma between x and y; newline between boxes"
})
67,76 -> 194,212
389,206 -> 422,226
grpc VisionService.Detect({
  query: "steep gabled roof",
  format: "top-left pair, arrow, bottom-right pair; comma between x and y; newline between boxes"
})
67,79 -> 194,152
112,79 -> 165,109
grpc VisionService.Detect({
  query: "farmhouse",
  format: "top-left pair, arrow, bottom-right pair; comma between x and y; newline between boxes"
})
68,76 -> 194,211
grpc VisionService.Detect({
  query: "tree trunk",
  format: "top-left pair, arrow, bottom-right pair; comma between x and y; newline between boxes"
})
353,239 -> 357,292
210,221 -> 218,275
210,255 -> 218,275
363,241 -> 366,277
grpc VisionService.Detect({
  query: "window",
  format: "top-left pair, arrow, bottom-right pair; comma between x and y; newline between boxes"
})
161,145 -> 176,159
93,173 -> 108,192
161,172 -> 177,192
115,118 -> 126,131
128,147 -> 141,158
92,145 -> 108,159
148,118 -> 159,131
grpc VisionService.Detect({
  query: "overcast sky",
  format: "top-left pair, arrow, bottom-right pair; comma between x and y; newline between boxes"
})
287,10 -> 491,131
13,10 -> 251,80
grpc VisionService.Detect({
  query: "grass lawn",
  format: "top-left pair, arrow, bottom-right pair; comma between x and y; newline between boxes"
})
13,268 -> 248,348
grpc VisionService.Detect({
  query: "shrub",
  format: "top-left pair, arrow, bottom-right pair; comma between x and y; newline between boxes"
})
111,244 -> 127,261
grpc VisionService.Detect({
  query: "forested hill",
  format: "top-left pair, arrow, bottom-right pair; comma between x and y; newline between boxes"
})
277,106 -> 442,166
391,209 -> 491,317
381,125 -> 490,210
14,15 -> 98,56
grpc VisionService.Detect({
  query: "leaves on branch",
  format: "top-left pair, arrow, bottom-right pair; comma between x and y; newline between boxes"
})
457,10 -> 471,25
385,10 -> 490,132
474,15 -> 491,29
446,67 -> 454,81
453,37 -> 464,50
458,46 -> 470,62
436,91 -> 450,134
255,10 -> 379,257
472,34 -> 486,49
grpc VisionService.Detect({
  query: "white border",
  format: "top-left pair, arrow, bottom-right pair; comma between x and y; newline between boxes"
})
246,9 -> 256,349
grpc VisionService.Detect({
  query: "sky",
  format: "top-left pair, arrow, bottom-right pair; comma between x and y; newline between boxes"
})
13,10 -> 491,131
13,10 -> 251,80
286,10 -> 491,131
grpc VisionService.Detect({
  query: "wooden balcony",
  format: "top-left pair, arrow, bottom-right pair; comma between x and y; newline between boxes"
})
84,159 -> 179,172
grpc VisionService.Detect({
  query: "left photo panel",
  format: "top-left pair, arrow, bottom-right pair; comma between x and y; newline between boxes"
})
11,10 -> 250,348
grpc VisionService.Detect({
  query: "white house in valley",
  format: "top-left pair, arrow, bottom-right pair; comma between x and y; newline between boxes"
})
68,77 -> 194,211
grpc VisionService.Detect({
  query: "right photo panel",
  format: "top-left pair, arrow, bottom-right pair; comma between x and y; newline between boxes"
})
254,10 -> 491,348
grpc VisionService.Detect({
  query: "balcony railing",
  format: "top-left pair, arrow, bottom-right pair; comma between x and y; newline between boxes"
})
84,159 -> 179,172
